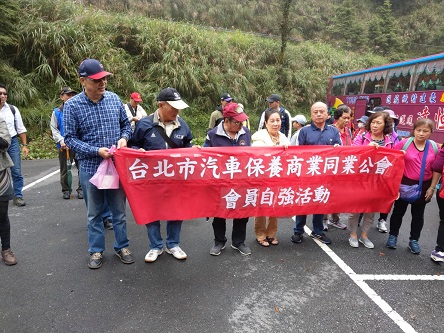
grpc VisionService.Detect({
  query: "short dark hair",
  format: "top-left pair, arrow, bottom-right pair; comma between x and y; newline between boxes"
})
0,83 -> 7,92
264,108 -> 281,123
334,104 -> 351,120
365,111 -> 393,135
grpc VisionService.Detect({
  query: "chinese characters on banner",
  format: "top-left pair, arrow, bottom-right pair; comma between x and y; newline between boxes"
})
113,146 -> 405,225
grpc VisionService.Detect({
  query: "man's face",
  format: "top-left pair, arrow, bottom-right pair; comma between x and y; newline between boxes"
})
60,93 -> 75,103
158,101 -> 179,122
0,87 -> 7,107
80,76 -> 107,98
311,104 -> 328,125
268,100 -> 279,110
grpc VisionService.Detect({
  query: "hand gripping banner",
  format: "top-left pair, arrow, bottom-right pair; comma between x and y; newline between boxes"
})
113,146 -> 405,224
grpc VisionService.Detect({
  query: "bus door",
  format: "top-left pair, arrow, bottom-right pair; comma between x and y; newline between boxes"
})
353,98 -> 370,122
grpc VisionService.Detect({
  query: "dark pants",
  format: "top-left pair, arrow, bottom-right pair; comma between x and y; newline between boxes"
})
436,190 -> 444,251
58,149 -> 81,193
389,199 -> 428,241
0,201 -> 11,250
212,217 -> 248,246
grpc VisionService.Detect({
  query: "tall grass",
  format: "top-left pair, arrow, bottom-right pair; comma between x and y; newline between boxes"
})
4,0 -> 389,158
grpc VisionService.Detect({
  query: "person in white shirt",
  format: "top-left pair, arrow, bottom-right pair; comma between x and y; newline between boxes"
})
124,92 -> 147,131
0,83 -> 28,207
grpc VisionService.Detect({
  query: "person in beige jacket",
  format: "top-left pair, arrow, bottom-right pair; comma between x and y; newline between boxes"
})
251,109 -> 290,247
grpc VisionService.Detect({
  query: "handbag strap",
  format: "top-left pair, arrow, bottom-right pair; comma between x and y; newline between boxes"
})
418,140 -> 430,187
154,125 -> 178,149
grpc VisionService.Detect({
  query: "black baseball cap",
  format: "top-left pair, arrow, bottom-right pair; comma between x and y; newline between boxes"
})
157,87 -> 189,110
266,94 -> 281,103
220,93 -> 233,102
60,86 -> 77,95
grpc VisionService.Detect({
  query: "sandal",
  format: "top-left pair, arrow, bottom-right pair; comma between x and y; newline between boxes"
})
257,239 -> 269,247
267,237 -> 279,245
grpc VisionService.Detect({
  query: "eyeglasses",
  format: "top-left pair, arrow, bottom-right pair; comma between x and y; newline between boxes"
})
0,92 -> 7,96
86,77 -> 107,83
230,119 -> 242,126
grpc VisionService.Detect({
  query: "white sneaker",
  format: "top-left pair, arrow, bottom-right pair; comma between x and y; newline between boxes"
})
377,219 -> 388,233
144,249 -> 163,263
165,246 -> 187,260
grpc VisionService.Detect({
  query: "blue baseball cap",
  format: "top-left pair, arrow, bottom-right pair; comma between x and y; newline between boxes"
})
78,58 -> 112,79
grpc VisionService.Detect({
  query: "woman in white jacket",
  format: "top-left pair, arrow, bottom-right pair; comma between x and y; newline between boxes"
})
251,109 -> 290,246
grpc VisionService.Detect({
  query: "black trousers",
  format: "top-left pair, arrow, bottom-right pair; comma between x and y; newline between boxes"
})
436,191 -> 444,251
212,217 -> 248,246
0,201 -> 11,250
389,198 -> 427,241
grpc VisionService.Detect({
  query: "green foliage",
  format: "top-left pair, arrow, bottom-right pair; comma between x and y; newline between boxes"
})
2,0 -> 432,159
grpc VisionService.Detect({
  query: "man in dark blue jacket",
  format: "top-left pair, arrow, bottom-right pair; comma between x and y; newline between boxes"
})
204,103 -> 252,256
129,87 -> 193,263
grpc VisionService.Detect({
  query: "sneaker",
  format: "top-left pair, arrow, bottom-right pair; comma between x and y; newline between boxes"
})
231,243 -> 251,255
13,197 -> 26,207
210,243 -> 226,256
63,191 -> 70,199
1,248 -> 17,266
116,247 -> 135,264
103,218 -> 113,230
431,250 -> 444,262
77,191 -> 83,199
377,219 -> 388,233
322,220 -> 329,231
88,252 -> 103,269
359,237 -> 374,249
327,219 -> 347,230
408,240 -> 421,254
349,237 -> 359,248
291,232 -> 303,243
386,235 -> 397,249
144,249 -> 163,263
310,232 -> 332,244
165,246 -> 187,260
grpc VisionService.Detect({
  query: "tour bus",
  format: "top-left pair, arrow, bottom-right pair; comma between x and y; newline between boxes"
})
327,53 -> 444,142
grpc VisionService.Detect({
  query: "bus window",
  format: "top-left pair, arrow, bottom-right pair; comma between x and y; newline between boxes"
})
363,78 -> 384,94
388,74 -> 411,92
331,82 -> 345,96
345,75 -> 363,95
417,70 -> 444,91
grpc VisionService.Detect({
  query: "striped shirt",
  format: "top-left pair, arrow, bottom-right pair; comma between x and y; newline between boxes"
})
63,90 -> 132,174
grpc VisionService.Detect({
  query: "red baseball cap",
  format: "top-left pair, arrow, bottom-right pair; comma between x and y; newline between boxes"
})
130,92 -> 142,102
223,103 -> 248,122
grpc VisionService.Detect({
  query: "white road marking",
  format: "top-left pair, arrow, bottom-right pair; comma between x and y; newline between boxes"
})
303,225 -> 419,333
22,170 -> 59,191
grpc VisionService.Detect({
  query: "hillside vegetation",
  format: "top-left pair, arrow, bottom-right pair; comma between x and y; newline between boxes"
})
1,0 -> 441,158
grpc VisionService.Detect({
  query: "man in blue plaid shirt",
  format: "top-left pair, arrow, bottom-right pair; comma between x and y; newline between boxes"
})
64,58 -> 134,269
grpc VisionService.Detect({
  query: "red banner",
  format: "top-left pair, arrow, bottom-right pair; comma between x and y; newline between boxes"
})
114,146 -> 405,224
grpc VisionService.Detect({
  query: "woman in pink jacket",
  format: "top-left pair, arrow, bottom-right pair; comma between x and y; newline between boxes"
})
347,111 -> 395,249
386,118 -> 438,254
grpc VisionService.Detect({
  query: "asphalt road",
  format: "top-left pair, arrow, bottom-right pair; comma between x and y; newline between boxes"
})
1,158 -> 443,333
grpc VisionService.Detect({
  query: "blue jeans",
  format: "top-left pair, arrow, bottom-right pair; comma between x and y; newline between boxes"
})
146,220 -> 182,250
101,195 -> 113,221
8,136 -> 24,198
294,214 -> 324,235
79,170 -> 129,253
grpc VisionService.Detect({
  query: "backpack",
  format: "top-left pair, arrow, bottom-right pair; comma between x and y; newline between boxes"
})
402,137 -> 438,154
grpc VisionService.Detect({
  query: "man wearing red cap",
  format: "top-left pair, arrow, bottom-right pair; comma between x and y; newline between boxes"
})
124,92 -> 147,131
64,58 -> 134,269
204,102 -> 252,256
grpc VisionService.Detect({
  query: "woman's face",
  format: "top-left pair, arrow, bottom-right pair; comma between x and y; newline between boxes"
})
414,125 -> 432,142
370,115 -> 385,136
266,112 -> 281,135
